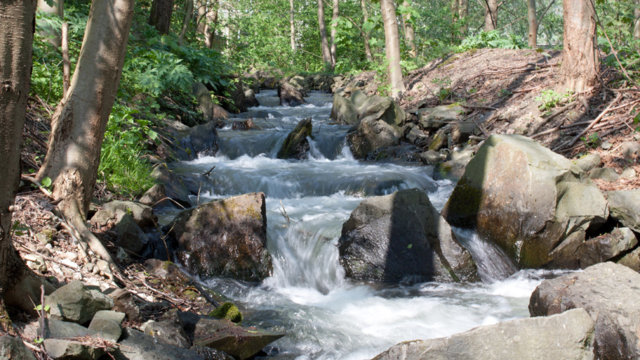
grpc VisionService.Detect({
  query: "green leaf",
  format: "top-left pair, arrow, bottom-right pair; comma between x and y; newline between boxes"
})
41,176 -> 52,188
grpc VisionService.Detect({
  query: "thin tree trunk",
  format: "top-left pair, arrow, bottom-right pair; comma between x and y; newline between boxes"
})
560,0 -> 598,92
178,0 -> 194,42
290,0 -> 296,52
634,0 -> 640,40
483,0 -> 498,31
0,0 -> 49,314
37,0 -> 135,271
458,0 -> 468,34
62,22 -> 70,95
360,0 -> 373,62
330,0 -> 339,68
451,0 -> 459,21
401,0 -> 416,58
149,0 -> 174,34
380,0 -> 405,99
527,0 -> 538,48
197,0 -> 218,49
37,0 -> 64,46
318,0 -> 332,67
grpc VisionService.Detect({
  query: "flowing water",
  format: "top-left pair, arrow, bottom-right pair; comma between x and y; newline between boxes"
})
171,90 -> 564,359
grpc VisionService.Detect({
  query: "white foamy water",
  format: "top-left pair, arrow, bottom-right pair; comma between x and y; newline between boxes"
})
171,90 -> 562,359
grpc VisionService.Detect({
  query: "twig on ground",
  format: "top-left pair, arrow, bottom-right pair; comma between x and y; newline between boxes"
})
565,93 -> 623,148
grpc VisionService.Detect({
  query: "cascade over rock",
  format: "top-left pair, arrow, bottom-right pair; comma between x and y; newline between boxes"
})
529,262 -> 640,360
277,118 -> 313,159
278,81 -> 306,106
338,188 -> 478,283
443,134 -> 609,268
169,192 -> 272,281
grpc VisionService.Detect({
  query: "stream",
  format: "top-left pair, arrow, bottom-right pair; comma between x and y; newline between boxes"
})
170,90 -> 564,359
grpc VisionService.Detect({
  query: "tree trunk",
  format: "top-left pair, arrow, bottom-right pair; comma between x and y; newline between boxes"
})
0,0 -> 49,314
483,0 -> 498,31
37,0 -> 135,270
634,0 -> 640,40
318,0 -> 332,67
458,0 -> 468,35
561,0 -> 598,92
37,0 -> 64,46
401,0 -> 416,58
178,0 -> 194,42
360,0 -> 373,62
380,0 -> 405,99
527,0 -> 538,48
149,0 -> 174,34
290,0 -> 296,52
197,0 -> 218,49
330,0 -> 339,68
451,0 -> 458,21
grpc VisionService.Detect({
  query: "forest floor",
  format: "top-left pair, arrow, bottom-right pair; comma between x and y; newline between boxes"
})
10,47 -> 640,349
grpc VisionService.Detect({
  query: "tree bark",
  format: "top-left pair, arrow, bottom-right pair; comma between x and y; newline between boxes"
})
37,0 -> 64,46
330,0 -> 339,68
458,0 -> 468,34
380,0 -> 405,99
197,0 -> 218,49
527,0 -> 537,48
360,0 -> 373,62
62,22 -> 70,95
318,0 -> 332,67
0,0 -> 49,314
37,0 -> 135,269
290,0 -> 296,52
634,0 -> 640,41
561,0 -> 598,92
178,0 -> 194,42
483,0 -> 498,31
401,0 -> 416,58
149,0 -> 174,34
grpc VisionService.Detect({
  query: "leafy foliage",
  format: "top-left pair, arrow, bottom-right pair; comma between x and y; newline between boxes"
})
458,30 -> 526,51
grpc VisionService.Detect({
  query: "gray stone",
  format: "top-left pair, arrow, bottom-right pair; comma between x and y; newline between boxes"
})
607,190 -> 640,232
139,184 -> 166,207
373,308 -> 594,360
88,310 -> 125,342
141,310 -> 190,349
0,335 -> 37,360
419,150 -> 443,165
530,262 -> 640,360
91,200 -> 155,228
114,328 -> 204,360
43,319 -> 93,339
406,126 -> 429,147
330,94 -> 358,125
277,118 -> 312,159
278,81 -> 305,106
621,141 -> 640,162
45,281 -> 114,325
44,339 -> 107,360
588,167 -> 619,182
347,118 -> 401,159
193,317 -> 284,360
621,167 -> 636,179
418,104 -> 466,130
443,135 -> 608,268
170,193 -> 272,281
339,189 -> 478,283
573,153 -> 602,172
149,165 -> 192,207
357,95 -> 405,127
573,227 -> 638,268
601,141 -> 613,150
618,247 -> 640,271
113,214 -> 148,254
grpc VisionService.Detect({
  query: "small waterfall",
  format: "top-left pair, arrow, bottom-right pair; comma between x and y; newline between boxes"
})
453,227 -> 518,282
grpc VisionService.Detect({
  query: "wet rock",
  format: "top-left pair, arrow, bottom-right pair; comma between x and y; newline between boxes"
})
243,87 -> 259,108
588,167 -> 619,182
46,281 -> 114,325
149,165 -> 192,208
405,125 -> 430,147
190,346 -> 235,360
193,317 -> 284,360
139,184 -> 167,207
231,118 -> 255,131
91,200 -> 155,229
174,121 -> 219,159
366,144 -> 421,163
339,189 -> 478,283
142,310 -> 190,349
88,310 -> 125,342
373,308 -> 594,360
419,150 -> 444,165
330,94 -> 358,125
278,81 -> 305,107
573,153 -> 601,172
44,338 -> 107,360
277,118 -> 312,159
115,328 -> 204,360
607,190 -> 640,232
443,135 -> 608,268
170,193 -> 272,281
571,227 -> 638,268
417,104 -> 466,130
347,118 -> 401,159
529,262 -> 640,360
209,302 -> 243,323
357,95 -> 405,127
0,335 -> 37,360
433,148 -> 475,181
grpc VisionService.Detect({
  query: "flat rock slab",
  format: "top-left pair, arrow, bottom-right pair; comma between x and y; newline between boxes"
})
530,262 -> 640,359
373,308 -> 594,360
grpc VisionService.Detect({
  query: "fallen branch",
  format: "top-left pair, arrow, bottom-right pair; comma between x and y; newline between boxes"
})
565,94 -> 623,148
20,175 -> 55,199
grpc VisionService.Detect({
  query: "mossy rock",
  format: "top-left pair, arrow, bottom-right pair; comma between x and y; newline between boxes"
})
209,302 -> 243,323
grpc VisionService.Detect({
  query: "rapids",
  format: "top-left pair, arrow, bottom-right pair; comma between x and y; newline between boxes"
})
170,90 -> 564,359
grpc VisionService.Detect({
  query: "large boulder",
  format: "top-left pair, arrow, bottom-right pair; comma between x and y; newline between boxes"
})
607,190 -> 640,232
0,335 -> 37,360
338,189 -> 478,283
115,328 -> 205,360
417,104 -> 466,130
277,118 -> 312,159
147,165 -> 192,208
443,135 -> 609,268
330,94 -> 358,125
529,262 -> 640,360
347,118 -> 401,159
192,82 -> 229,122
357,95 -> 405,127
174,121 -> 219,160
193,317 -> 284,360
278,81 -> 305,106
170,193 -> 272,281
45,281 -> 114,325
91,200 -> 155,229
373,308 -> 595,360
